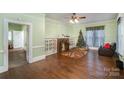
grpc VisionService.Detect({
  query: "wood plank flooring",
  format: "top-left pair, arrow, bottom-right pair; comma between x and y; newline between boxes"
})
9,48 -> 28,69
0,50 -> 124,79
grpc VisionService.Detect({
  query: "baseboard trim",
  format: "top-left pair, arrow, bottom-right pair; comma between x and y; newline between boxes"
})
0,66 -> 8,73
46,51 -> 57,56
31,55 -> 46,63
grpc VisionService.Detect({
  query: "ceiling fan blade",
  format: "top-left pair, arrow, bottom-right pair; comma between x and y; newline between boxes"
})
79,16 -> 86,19
72,13 -> 76,15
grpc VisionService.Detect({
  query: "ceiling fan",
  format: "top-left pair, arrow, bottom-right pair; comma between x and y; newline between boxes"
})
69,13 -> 86,23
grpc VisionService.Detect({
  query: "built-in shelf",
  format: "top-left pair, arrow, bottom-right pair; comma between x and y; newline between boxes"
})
45,37 -> 77,56
45,38 -> 57,56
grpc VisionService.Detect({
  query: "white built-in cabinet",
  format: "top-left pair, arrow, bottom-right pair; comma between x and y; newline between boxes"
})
45,37 -> 77,56
45,38 -> 57,56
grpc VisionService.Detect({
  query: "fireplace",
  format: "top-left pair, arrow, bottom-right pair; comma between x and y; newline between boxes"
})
57,38 -> 69,53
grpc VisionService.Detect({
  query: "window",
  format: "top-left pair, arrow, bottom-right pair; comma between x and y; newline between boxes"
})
86,26 -> 105,47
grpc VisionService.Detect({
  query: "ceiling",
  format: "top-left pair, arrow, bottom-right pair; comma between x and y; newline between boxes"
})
46,13 -> 117,24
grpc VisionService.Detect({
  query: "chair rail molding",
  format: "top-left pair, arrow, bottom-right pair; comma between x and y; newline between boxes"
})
32,45 -> 45,49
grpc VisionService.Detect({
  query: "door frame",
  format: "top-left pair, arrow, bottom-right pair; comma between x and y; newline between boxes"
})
2,18 -> 32,73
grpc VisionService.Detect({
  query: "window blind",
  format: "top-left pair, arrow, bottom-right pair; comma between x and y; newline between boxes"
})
86,26 -> 105,47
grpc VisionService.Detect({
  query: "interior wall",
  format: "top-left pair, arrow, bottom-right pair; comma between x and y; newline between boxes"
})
69,19 -> 117,43
41,17 -> 116,50
0,13 -> 45,66
45,17 -> 72,38
9,23 -> 23,31
45,17 -> 117,48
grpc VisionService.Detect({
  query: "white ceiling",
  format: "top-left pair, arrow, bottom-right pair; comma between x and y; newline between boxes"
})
46,13 -> 117,24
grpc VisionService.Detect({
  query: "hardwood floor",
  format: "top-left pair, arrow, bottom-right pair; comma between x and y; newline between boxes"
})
9,48 -> 28,69
0,50 -> 124,79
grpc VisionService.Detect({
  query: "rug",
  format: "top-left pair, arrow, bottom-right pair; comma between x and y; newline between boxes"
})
61,47 -> 88,59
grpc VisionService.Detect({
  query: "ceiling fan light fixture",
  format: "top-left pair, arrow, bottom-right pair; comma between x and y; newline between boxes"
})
69,13 -> 86,24
69,19 -> 74,24
74,19 -> 79,23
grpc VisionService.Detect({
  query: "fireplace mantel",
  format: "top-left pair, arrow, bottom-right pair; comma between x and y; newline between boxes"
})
57,38 -> 69,53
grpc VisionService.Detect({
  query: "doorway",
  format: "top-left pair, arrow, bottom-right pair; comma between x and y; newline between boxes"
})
8,23 -> 28,68
3,19 -> 32,71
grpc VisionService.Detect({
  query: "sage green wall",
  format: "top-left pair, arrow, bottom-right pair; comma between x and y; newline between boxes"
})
9,23 -> 23,31
45,17 -> 71,38
69,19 -> 117,43
45,18 -> 117,47
68,24 -> 82,37
0,13 -> 45,65
0,54 -> 3,66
